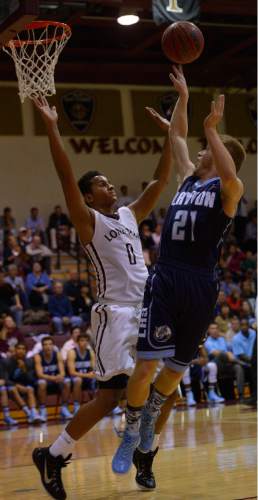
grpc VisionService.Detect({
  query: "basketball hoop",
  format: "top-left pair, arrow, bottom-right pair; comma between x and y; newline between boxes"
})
2,21 -> 72,103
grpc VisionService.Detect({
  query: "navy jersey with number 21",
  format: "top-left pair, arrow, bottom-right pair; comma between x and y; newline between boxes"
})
158,176 -> 232,271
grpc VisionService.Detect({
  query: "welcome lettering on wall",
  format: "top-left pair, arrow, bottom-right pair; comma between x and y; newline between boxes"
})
69,137 -> 257,156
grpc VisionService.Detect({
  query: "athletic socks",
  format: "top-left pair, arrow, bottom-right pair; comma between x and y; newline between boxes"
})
22,405 -> 30,417
144,387 -> 168,418
125,405 -> 143,434
151,434 -> 160,452
50,430 -> 76,459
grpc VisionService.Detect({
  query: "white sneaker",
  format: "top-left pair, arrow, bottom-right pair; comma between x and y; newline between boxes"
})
208,390 -> 225,404
186,391 -> 196,407
112,406 -> 123,416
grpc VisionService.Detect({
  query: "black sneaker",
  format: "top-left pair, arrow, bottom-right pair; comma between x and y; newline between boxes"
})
32,447 -> 71,500
133,447 -> 158,490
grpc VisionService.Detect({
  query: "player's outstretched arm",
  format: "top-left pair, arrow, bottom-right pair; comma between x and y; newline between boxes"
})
33,97 -> 94,245
169,65 -> 195,182
204,95 -> 244,217
128,108 -> 173,224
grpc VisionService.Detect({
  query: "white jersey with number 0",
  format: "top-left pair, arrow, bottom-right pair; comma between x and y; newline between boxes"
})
82,207 -> 148,305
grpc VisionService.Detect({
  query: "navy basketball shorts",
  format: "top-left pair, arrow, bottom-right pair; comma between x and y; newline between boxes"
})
137,263 -> 219,373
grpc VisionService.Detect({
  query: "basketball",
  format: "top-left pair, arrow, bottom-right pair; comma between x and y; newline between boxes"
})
162,21 -> 204,64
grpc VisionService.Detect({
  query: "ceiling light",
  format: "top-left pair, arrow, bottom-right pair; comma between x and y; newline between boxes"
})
117,7 -> 139,26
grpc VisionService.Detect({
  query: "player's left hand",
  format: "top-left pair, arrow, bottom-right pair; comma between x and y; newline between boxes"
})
145,107 -> 170,132
204,94 -> 225,129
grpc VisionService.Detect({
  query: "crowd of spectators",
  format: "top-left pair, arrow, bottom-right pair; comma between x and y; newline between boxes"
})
0,188 -> 256,425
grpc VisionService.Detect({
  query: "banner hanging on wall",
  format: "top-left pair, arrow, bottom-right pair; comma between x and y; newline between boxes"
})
152,0 -> 200,25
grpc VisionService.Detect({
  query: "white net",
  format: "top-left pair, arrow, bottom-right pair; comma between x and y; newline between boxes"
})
3,22 -> 71,103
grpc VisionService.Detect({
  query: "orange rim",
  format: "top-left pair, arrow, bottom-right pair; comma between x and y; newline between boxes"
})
5,20 -> 71,47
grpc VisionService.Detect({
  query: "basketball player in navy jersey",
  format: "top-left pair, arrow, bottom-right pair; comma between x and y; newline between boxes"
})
31,95 -> 177,499
35,337 -> 72,422
67,334 -> 96,414
112,65 -> 246,475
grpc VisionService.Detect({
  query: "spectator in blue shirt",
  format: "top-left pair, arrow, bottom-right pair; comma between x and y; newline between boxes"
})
25,207 -> 45,235
205,323 -> 245,401
205,323 -> 232,357
48,281 -> 82,335
232,319 -> 256,361
26,262 -> 51,310
232,319 -> 256,399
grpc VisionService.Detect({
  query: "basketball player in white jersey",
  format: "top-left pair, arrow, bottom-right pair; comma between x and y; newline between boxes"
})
31,96 -> 176,499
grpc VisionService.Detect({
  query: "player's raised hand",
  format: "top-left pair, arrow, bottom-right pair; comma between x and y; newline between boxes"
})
145,107 -> 170,132
32,95 -> 58,125
169,65 -> 188,98
204,94 -> 225,129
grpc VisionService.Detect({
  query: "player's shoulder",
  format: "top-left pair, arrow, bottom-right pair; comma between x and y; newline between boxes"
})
118,206 -> 138,224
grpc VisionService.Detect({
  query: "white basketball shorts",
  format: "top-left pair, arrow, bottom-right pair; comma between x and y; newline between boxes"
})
91,302 -> 142,381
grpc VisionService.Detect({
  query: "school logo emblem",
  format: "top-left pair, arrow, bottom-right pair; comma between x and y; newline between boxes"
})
154,325 -> 172,342
62,91 -> 95,132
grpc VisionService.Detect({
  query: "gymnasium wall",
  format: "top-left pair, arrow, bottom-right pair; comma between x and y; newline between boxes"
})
0,83 -> 256,226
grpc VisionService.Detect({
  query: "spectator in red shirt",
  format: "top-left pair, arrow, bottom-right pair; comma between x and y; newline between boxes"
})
226,244 -> 245,277
226,290 -> 242,314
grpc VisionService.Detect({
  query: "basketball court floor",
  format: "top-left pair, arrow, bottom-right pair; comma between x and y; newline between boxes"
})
0,404 -> 256,500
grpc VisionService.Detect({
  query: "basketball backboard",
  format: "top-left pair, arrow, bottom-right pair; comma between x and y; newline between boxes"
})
0,0 -> 39,46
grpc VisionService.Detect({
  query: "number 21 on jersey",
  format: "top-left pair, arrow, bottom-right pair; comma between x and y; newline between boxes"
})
172,210 -> 197,241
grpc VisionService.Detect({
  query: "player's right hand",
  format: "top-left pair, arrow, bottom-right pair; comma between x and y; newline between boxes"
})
169,65 -> 188,98
32,96 -> 58,125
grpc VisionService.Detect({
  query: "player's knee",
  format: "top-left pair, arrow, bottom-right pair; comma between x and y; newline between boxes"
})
135,360 -> 157,384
